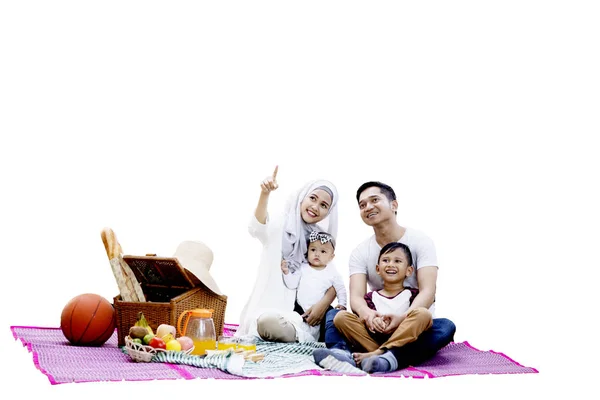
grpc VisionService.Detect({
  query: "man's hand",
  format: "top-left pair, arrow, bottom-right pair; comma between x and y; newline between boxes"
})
302,301 -> 330,326
381,312 -> 407,334
360,308 -> 382,333
260,165 -> 279,194
281,259 -> 289,275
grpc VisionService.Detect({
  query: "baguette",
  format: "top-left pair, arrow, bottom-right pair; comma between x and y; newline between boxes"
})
101,227 -> 122,260
101,227 -> 145,302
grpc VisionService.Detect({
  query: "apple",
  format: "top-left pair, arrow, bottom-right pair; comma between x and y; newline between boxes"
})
149,336 -> 166,350
166,339 -> 182,352
176,336 -> 194,351
142,333 -> 155,345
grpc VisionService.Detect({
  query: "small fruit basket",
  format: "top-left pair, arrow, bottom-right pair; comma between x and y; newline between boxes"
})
125,336 -> 195,363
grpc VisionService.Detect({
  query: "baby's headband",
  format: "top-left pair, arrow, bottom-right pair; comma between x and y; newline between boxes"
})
309,231 -> 335,249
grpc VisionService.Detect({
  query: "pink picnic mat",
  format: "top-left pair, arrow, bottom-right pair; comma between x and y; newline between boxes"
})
10,324 -> 538,384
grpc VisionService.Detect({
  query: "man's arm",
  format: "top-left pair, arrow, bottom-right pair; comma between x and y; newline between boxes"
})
349,274 -> 368,315
350,274 -> 379,331
331,270 -> 348,309
407,233 -> 438,311
407,266 -> 437,311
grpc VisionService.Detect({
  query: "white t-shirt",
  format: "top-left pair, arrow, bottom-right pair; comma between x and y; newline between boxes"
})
370,290 -> 412,315
282,263 -> 347,341
349,228 -> 438,315
283,262 -> 348,311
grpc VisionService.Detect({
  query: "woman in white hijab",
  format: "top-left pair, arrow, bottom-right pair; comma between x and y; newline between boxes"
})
236,166 -> 339,341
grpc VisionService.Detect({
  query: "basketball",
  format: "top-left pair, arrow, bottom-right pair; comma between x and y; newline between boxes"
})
60,293 -> 116,346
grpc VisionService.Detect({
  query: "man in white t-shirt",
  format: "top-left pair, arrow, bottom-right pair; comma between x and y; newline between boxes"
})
314,181 -> 456,373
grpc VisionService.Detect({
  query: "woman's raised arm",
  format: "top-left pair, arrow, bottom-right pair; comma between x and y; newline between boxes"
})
254,165 -> 279,224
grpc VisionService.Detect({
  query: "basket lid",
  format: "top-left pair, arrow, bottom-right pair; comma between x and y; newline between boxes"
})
122,255 -> 198,290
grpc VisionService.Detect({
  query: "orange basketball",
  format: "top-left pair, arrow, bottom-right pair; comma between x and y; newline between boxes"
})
60,293 -> 116,346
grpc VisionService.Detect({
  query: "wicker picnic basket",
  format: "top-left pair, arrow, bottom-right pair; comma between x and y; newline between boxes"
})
113,255 -> 227,347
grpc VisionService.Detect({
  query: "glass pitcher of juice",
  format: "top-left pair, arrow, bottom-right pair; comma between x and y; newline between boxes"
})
177,308 -> 216,356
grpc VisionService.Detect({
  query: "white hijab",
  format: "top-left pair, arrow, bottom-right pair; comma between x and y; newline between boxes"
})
281,179 -> 339,273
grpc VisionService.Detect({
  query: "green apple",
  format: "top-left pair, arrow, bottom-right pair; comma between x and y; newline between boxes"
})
142,333 -> 155,345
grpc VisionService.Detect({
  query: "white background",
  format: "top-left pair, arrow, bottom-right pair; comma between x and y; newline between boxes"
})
1,1 -> 598,398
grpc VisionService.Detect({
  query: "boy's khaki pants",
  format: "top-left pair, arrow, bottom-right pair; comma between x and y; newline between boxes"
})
334,307 -> 433,352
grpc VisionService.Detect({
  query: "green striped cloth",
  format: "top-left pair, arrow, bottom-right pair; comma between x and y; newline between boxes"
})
144,340 -> 364,377
152,348 -> 231,370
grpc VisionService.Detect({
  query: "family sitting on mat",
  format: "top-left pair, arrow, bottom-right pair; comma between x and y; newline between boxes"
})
236,166 -> 456,374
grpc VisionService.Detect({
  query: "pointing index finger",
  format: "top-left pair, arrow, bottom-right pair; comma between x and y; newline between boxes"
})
272,165 -> 278,180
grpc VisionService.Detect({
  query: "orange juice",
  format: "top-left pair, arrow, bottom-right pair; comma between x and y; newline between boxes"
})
237,343 -> 257,351
191,339 -> 216,356
218,335 -> 237,350
217,342 -> 237,350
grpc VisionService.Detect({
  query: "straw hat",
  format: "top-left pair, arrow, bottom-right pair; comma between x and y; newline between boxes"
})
173,241 -> 223,295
